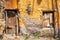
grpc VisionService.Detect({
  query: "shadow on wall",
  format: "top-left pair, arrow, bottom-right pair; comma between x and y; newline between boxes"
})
37,0 -> 42,5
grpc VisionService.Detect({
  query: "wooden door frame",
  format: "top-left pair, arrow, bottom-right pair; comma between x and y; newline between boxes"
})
4,9 -> 19,35
42,10 -> 55,37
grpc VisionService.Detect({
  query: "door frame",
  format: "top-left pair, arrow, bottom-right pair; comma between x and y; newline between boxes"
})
42,10 -> 55,37
4,9 -> 20,35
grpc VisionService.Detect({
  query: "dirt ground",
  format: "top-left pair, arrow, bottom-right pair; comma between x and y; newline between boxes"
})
0,35 -> 58,40
20,35 -> 57,40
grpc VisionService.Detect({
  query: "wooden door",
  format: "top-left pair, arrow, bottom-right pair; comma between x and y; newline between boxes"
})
5,10 -> 19,34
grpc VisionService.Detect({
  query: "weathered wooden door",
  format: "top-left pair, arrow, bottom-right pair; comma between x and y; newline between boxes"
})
43,11 -> 54,28
5,9 -> 19,35
42,10 -> 57,38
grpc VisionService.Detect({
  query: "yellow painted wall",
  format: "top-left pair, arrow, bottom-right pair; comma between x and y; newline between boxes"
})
1,0 -> 59,28
5,0 -> 17,9
18,0 -> 52,27
58,0 -> 60,27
